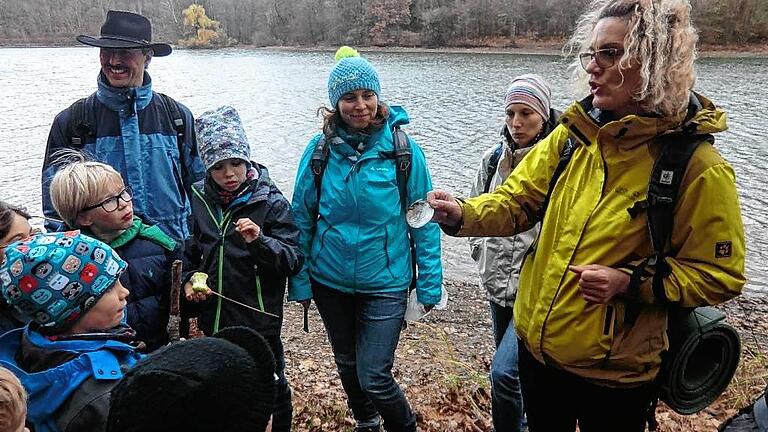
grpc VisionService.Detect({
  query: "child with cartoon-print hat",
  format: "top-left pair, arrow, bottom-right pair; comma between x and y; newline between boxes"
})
0,231 -> 143,432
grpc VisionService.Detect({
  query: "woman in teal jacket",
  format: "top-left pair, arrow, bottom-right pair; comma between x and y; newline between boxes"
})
289,47 -> 442,432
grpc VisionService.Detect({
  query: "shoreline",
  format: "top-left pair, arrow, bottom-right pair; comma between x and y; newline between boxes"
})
2,41 -> 767,59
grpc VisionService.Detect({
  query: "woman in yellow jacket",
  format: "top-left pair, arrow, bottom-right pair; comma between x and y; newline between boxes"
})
428,0 -> 745,431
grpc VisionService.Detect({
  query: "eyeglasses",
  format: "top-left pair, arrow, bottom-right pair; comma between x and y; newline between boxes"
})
81,187 -> 133,213
578,48 -> 624,71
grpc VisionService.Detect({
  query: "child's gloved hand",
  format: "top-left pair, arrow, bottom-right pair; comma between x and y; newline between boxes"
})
234,218 -> 261,243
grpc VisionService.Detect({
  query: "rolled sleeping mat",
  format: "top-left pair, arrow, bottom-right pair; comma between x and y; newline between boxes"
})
658,306 -> 741,415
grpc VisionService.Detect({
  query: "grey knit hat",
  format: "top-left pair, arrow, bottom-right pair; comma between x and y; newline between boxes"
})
194,105 -> 251,170
504,74 -> 552,122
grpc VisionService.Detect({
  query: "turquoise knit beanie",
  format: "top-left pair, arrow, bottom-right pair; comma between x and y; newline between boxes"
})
327,46 -> 381,108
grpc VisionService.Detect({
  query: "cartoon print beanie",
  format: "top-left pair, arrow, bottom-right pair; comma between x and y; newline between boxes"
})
107,326 -> 277,432
328,46 -> 381,108
0,231 -> 127,331
504,73 -> 552,122
195,105 -> 252,171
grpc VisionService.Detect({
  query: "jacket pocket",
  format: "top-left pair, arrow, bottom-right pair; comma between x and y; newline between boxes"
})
310,225 -> 331,267
167,150 -> 187,206
253,265 -> 266,312
607,303 -> 666,374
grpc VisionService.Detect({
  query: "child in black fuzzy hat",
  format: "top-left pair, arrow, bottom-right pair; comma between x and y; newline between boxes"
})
106,326 -> 276,432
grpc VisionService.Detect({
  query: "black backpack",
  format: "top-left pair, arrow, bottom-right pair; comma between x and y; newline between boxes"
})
67,92 -> 185,150
309,126 -> 417,288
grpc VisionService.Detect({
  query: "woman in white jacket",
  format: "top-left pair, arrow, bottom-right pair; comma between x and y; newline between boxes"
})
468,74 -> 558,432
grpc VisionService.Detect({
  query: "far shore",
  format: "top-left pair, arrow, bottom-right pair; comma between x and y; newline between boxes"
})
2,40 -> 767,59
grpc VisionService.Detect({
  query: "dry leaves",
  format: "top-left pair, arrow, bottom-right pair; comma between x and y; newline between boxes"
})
282,280 -> 767,431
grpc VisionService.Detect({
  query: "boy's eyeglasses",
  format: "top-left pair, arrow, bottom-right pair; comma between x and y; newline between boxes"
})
81,187 -> 133,213
578,48 -> 624,71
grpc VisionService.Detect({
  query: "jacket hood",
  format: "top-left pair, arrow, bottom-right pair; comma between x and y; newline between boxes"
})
0,326 -> 141,428
249,164 -> 281,203
193,163 -> 278,206
387,105 -> 410,129
562,91 -> 727,150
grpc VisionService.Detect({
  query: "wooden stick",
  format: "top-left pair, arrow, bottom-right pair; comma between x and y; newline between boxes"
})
207,290 -> 280,318
167,260 -> 183,342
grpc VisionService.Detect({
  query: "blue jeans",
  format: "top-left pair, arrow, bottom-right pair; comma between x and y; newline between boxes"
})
490,302 -> 525,432
313,281 -> 416,432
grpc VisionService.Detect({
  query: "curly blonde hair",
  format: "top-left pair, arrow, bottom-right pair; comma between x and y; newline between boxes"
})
566,0 -> 698,117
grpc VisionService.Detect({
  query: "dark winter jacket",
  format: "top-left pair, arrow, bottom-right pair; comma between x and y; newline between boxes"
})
96,218 -> 180,352
0,325 -> 142,432
185,165 -> 303,336
42,72 -> 206,240
0,300 -> 28,333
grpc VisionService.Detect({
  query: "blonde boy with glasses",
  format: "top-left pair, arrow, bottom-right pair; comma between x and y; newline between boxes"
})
49,155 -> 182,351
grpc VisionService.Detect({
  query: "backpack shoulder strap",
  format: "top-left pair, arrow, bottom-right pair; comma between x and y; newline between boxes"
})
157,93 -> 186,150
310,135 -> 330,212
536,137 -> 577,222
68,94 -> 97,148
484,142 -> 504,193
626,132 -> 714,306
391,126 -> 417,290
392,126 -> 412,213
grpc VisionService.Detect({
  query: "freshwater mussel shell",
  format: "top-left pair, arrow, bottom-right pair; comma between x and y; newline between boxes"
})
406,199 -> 434,228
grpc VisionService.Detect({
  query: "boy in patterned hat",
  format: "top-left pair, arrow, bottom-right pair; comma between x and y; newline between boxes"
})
0,231 -> 143,432
183,105 -> 302,432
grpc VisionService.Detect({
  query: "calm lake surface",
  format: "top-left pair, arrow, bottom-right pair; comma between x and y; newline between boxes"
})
1,47 -> 765,294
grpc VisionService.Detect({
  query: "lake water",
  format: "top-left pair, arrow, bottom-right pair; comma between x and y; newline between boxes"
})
1,47 -> 766,294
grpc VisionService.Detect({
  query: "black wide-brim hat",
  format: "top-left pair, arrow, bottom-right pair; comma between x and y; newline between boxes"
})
76,10 -> 172,57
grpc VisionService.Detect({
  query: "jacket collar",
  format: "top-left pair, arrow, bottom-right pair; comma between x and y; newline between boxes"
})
106,217 -> 176,251
195,164 -> 275,208
332,105 -> 412,162
559,92 -> 727,150
96,71 -> 154,115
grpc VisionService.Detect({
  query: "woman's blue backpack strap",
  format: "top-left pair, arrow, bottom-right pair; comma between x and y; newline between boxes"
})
390,127 -> 412,213
483,142 -> 504,193
310,135 -> 332,205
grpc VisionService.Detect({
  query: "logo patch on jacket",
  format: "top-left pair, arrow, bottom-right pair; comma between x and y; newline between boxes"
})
715,241 -> 732,258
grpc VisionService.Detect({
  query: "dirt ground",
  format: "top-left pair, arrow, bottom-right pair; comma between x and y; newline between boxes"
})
282,280 -> 768,432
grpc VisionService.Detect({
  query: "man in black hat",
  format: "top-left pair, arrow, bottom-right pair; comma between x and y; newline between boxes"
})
41,10 -> 205,241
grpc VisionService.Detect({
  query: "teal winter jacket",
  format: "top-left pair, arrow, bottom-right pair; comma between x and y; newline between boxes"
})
289,106 -> 442,305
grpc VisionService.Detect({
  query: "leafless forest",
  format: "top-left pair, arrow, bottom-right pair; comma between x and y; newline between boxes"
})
1,0 -> 766,48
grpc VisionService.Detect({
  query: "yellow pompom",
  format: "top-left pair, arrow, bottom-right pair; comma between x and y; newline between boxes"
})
335,46 -> 360,62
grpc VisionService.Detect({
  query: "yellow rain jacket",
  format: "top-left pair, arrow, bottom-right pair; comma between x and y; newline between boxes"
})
457,93 -> 745,387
